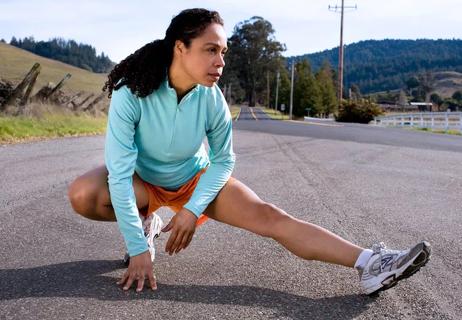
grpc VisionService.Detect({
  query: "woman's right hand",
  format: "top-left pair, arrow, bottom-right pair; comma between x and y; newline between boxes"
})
117,250 -> 157,292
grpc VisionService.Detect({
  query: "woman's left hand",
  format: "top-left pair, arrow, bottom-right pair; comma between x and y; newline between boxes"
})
162,208 -> 197,255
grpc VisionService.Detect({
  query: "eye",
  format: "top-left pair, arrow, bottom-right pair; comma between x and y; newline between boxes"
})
208,47 -> 217,54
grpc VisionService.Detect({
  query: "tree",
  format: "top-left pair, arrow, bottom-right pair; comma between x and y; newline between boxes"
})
417,72 -> 434,102
268,65 -> 291,112
452,90 -> 462,101
293,60 -> 321,117
406,76 -> 420,91
10,36 -> 18,46
397,89 -> 408,106
315,60 -> 337,117
225,17 -> 286,106
430,93 -> 443,106
350,84 -> 361,100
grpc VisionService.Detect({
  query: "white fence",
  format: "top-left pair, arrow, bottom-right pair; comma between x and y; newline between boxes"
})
373,112 -> 462,132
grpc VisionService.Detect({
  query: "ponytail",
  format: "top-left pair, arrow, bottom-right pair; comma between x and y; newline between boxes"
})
103,40 -> 171,98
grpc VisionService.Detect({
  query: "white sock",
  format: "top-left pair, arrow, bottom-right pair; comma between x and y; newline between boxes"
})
354,249 -> 374,270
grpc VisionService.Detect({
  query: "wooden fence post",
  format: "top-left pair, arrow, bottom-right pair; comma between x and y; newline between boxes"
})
4,63 -> 41,108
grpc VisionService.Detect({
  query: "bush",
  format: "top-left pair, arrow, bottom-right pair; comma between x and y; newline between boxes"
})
335,99 -> 383,123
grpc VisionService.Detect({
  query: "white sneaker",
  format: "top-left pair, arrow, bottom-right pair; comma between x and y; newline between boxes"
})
123,213 -> 164,267
358,241 -> 431,296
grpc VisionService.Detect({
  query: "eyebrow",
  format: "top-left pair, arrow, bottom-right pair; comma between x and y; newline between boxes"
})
204,42 -> 228,50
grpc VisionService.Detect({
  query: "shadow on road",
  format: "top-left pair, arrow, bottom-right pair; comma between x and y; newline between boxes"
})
0,260 -> 372,319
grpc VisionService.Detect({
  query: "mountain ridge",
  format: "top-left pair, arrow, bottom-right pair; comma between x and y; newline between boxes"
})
289,38 -> 462,96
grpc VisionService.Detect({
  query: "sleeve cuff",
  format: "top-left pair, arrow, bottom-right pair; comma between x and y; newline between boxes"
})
183,203 -> 203,218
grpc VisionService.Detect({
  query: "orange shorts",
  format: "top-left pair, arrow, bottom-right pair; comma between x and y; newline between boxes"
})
141,167 -> 209,227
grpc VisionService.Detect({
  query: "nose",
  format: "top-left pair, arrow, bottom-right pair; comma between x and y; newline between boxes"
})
215,54 -> 225,68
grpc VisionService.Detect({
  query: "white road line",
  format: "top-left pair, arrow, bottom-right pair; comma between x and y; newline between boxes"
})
234,107 -> 241,122
284,120 -> 343,127
250,107 -> 258,121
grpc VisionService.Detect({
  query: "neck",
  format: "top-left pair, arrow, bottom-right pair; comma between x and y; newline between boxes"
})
168,61 -> 196,101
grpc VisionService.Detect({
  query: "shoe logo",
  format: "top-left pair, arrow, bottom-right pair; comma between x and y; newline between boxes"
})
380,255 -> 395,270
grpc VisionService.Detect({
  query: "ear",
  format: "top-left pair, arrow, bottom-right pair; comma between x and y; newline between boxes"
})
174,40 -> 186,55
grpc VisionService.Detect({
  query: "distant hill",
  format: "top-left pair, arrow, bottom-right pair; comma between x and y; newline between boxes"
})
0,42 -> 107,95
431,71 -> 462,97
9,37 -> 115,73
291,39 -> 462,96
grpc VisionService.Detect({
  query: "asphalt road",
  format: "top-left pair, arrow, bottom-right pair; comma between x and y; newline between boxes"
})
1,109 -> 461,319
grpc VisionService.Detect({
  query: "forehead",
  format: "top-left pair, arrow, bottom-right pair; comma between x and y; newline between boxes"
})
194,23 -> 227,47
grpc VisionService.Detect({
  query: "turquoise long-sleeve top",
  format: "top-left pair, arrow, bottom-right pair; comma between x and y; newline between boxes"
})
104,78 -> 235,257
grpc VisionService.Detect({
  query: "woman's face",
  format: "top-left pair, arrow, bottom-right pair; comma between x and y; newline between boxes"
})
176,23 -> 228,87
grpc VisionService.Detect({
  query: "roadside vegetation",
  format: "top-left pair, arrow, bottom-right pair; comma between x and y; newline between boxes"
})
413,127 -> 461,136
0,104 -> 107,144
259,107 -> 290,120
230,105 -> 241,120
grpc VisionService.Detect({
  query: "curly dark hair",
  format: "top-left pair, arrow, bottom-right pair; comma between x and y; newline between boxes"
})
103,8 -> 224,98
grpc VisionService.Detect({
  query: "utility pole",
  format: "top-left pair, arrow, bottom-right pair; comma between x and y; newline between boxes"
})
275,71 -> 280,112
266,71 -> 270,108
289,61 -> 295,120
329,1 -> 357,109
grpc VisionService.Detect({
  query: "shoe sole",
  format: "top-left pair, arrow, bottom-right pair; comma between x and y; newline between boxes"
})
368,241 -> 431,297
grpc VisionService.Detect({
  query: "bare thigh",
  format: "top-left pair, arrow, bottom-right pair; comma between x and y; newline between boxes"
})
68,165 -> 149,221
203,177 -> 280,237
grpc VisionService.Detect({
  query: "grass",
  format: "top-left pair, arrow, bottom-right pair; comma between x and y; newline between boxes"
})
413,127 -> 462,136
230,105 -> 241,120
0,104 -> 240,144
0,113 -> 107,144
0,42 -> 107,95
259,106 -> 290,120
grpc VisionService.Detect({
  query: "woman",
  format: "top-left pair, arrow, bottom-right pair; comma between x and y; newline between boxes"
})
68,8 -> 430,295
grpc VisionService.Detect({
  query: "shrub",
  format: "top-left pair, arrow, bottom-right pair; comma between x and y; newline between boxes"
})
335,99 -> 383,123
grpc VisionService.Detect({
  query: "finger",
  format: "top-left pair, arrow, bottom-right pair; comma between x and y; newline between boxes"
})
161,219 -> 174,233
147,271 -> 157,290
136,276 -> 145,293
184,233 -> 194,249
170,230 -> 185,255
123,275 -> 136,291
117,271 -> 129,285
165,229 -> 178,253
175,232 -> 190,254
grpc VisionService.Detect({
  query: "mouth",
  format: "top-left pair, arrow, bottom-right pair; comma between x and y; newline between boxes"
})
208,73 -> 221,80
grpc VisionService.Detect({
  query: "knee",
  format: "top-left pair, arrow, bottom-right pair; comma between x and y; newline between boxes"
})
255,202 -> 292,238
67,178 -> 97,216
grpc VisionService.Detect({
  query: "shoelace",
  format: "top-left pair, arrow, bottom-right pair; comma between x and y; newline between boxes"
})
372,242 -> 387,272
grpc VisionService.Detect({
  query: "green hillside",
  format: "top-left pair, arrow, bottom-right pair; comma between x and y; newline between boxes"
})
0,42 -> 107,95
291,39 -> 462,96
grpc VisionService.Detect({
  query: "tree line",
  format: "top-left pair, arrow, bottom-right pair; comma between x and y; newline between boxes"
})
299,39 -> 462,94
8,21 -> 460,116
9,36 -> 115,73
221,16 -> 337,117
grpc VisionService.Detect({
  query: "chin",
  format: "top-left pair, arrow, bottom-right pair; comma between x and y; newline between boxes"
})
200,80 -> 216,87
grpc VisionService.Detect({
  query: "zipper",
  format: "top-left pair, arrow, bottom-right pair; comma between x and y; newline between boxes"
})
169,107 -> 178,148
168,86 -> 197,149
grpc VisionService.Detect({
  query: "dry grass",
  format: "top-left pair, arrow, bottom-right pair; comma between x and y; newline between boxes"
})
0,42 -> 107,95
259,106 -> 290,120
413,127 -> 462,136
230,105 -> 241,120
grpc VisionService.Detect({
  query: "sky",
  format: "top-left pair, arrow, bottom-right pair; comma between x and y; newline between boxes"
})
1,0 -> 461,62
